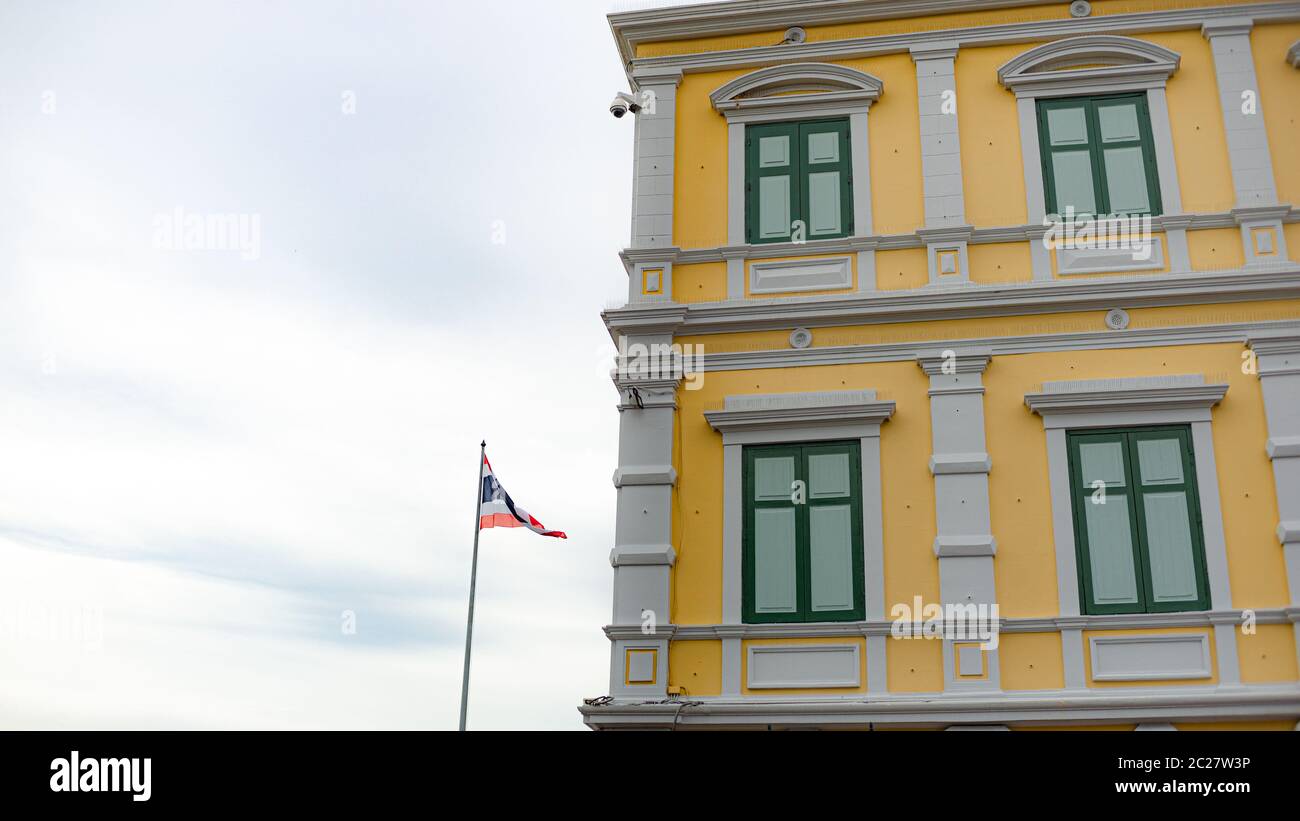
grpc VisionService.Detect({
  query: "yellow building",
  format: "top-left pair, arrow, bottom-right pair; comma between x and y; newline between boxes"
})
582,0 -> 1300,730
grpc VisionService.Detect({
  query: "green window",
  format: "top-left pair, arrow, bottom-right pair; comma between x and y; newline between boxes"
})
1067,426 -> 1210,615
742,441 -> 864,623
1037,93 -> 1162,217
745,119 -> 853,244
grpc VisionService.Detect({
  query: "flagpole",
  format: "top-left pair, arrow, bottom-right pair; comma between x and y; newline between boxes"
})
458,439 -> 486,732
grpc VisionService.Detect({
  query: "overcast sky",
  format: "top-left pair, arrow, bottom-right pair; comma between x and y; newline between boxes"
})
0,0 -> 678,729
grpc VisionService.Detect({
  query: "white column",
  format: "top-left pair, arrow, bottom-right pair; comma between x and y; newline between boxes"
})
917,348 -> 1000,692
1202,18 -> 1290,267
912,42 -> 973,286
1247,331 -> 1300,668
608,331 -> 681,697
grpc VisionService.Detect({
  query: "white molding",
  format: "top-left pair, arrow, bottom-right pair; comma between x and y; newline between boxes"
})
1055,235 -> 1165,276
722,444 -> 743,624
612,2 -> 1300,78
612,465 -> 677,487
746,643 -> 861,689
705,390 -> 896,444
603,607 -> 1294,640
581,683 -> 1300,729
700,320 -> 1300,373
609,544 -> 677,567
710,62 -> 883,121
997,35 -> 1180,98
1025,374 -> 1228,422
1089,633 -> 1213,682
619,208 -> 1297,269
603,266 -> 1300,340
749,256 -> 853,294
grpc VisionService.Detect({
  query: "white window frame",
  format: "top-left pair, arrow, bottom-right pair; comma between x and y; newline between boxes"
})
704,390 -> 893,694
998,35 -> 1189,277
1024,374 -> 1241,687
705,390 -> 895,621
711,63 -> 883,298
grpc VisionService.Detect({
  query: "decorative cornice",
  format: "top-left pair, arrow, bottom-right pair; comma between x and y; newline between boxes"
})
1278,521 -> 1300,545
1201,16 -> 1255,38
1233,204 -> 1292,225
603,304 -> 688,338
909,40 -> 959,61
929,453 -> 992,475
603,266 -> 1300,340
709,62 -> 883,119
602,608 -> 1293,642
916,347 -> 992,375
608,0 -> 1060,69
1025,374 -> 1228,416
997,35 -> 1180,97
617,208 -> 1298,268
582,685 -> 1300,728
704,390 -> 896,433
611,2 -> 1300,80
934,535 -> 997,557
609,544 -> 677,567
612,465 -> 678,488
1247,330 -> 1300,358
702,319 -> 1300,373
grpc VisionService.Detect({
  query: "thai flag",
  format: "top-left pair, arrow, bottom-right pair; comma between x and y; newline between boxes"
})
479,454 -> 566,538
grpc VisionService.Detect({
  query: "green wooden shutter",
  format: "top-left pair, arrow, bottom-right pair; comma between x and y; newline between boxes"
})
745,118 -> 852,244
1038,94 -> 1162,218
743,441 -> 865,623
1038,98 -> 1101,217
1067,426 -> 1208,615
798,120 -> 853,240
1092,94 -> 1162,217
1127,427 -> 1208,612
746,122 -> 800,244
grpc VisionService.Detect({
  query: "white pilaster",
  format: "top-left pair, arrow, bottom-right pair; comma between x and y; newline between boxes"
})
917,348 -> 1000,692
1247,331 -> 1300,668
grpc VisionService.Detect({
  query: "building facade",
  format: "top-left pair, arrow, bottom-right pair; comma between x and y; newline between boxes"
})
582,0 -> 1300,730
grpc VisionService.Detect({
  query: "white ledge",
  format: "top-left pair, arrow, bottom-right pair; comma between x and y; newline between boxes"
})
705,391 -> 896,434
1025,374 -> 1228,417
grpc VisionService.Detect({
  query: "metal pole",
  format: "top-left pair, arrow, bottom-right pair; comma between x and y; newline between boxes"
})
458,439 -> 486,732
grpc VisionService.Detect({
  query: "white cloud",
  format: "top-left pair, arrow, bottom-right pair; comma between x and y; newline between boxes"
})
0,0 -> 638,729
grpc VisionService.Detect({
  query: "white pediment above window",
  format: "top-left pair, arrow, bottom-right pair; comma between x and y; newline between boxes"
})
710,62 -> 883,122
998,35 -> 1180,98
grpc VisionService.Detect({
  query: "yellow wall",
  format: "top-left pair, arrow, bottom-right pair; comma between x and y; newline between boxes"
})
668,639 -> 722,696
1238,625 -> 1300,684
1000,632 -> 1065,690
958,43 -> 1030,227
1252,23 -> 1300,205
862,53 -> 925,235
1144,30 -> 1237,213
886,635 -> 945,693
673,261 -> 728,303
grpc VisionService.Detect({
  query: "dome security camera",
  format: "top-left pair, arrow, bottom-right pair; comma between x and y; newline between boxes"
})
609,92 -> 642,119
